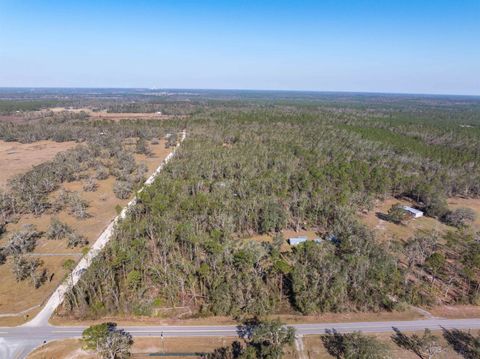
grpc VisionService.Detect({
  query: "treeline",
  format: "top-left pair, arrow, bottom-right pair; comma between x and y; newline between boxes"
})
0,99 -> 65,114
0,111 -> 185,143
61,107 -> 480,319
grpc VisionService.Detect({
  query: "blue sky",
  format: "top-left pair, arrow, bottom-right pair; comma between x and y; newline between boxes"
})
0,0 -> 479,95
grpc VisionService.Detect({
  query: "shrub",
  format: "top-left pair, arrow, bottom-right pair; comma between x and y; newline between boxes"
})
0,248 -> 6,265
67,192 -> 90,219
165,133 -> 177,148
424,195 -> 449,218
113,180 -> 133,200
63,258 -> 76,271
444,208 -> 476,228
46,218 -> 73,240
52,189 -> 70,212
387,203 -> 410,224
0,191 -> 16,223
134,137 -> 151,155
7,224 -> 41,255
83,177 -> 98,192
67,232 -> 88,248
11,255 -> 47,288
114,151 -> 136,175
131,164 -> 148,184
95,166 -> 110,180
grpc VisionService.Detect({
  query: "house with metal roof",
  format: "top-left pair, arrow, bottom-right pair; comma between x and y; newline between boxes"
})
402,206 -> 424,218
288,236 -> 308,246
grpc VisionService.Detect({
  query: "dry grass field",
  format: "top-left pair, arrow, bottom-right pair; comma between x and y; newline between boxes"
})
0,140 -> 172,324
0,140 -> 77,190
429,304 -> 480,319
28,337 -> 298,359
28,330 -> 467,359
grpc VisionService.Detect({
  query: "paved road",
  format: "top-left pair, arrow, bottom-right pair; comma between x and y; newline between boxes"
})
1,318 -> 480,358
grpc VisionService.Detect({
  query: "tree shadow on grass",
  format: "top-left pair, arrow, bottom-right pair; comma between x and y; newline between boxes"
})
391,327 -> 422,358
321,329 -> 346,358
442,327 -> 480,359
376,212 -> 390,221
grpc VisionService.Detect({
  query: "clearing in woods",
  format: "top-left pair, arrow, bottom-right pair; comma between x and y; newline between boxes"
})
48,107 -> 179,121
359,197 -> 480,242
0,140 -> 77,190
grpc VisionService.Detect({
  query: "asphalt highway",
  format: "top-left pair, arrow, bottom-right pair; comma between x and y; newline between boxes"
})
2,318 -> 480,358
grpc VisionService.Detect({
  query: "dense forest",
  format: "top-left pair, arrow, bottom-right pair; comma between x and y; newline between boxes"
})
44,95 -> 480,319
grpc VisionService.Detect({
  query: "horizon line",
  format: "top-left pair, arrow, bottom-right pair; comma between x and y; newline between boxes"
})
0,86 -> 479,98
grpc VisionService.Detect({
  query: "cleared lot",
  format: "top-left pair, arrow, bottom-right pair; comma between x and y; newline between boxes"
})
0,140 -> 76,190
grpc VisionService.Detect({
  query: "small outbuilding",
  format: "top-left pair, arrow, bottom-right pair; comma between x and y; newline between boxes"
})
402,206 -> 424,218
288,236 -> 308,246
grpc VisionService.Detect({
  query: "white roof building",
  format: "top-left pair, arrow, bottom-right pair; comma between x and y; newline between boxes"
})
402,206 -> 424,218
288,236 -> 308,246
